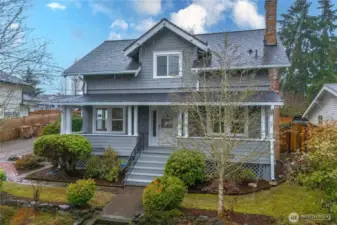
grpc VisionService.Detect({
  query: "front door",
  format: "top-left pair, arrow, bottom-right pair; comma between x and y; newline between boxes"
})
149,106 -> 176,146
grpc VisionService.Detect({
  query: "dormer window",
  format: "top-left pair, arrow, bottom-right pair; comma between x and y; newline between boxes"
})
153,51 -> 182,78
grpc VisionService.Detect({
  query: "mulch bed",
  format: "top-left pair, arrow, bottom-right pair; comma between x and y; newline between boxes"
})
15,164 -> 45,176
181,208 -> 276,225
26,167 -> 124,187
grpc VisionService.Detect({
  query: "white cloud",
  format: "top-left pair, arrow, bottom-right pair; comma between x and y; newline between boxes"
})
108,31 -> 121,40
133,18 -> 157,32
233,0 -> 264,29
111,19 -> 128,30
171,4 -> 207,33
91,2 -> 113,18
10,23 -> 19,29
134,0 -> 161,16
46,2 -> 66,10
194,0 -> 233,26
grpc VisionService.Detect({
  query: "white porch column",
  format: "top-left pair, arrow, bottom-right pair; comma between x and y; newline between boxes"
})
133,106 -> 138,136
177,110 -> 182,137
60,107 -> 66,134
128,106 -> 132,135
261,106 -> 266,139
65,106 -> 72,134
269,105 -> 275,180
183,109 -> 188,138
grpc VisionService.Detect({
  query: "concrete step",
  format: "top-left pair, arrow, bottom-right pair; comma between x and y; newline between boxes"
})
133,166 -> 164,174
127,172 -> 162,181
138,154 -> 168,162
136,160 -> 166,168
125,178 -> 153,186
143,148 -> 174,155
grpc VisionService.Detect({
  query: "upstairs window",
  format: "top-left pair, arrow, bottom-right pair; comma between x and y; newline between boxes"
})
153,51 -> 182,78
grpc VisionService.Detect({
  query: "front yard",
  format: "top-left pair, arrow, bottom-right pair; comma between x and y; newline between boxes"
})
182,182 -> 326,219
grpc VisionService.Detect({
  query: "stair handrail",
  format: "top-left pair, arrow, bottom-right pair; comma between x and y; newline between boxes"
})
123,133 -> 144,187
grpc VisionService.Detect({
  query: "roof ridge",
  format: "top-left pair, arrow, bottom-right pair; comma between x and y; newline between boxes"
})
195,29 -> 265,36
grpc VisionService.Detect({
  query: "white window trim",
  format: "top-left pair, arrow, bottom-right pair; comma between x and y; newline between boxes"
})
92,106 -> 126,134
153,51 -> 182,79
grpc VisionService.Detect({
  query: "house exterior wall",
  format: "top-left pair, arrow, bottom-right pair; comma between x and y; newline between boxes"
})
0,83 -> 22,119
308,91 -> 337,125
20,105 -> 29,117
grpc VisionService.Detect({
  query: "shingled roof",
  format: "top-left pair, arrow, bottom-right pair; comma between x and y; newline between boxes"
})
63,20 -> 289,75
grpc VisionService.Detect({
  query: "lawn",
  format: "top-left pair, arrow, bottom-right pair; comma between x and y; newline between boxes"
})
182,182 -> 327,218
3,182 -> 114,208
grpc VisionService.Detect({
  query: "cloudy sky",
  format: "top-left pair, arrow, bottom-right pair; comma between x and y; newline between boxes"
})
27,0 -> 320,79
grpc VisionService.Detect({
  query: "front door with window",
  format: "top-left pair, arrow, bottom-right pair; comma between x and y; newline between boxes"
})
149,106 -> 176,146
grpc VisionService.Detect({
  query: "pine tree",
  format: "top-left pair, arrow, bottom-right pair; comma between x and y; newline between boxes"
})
279,0 -> 316,95
23,67 -> 43,97
307,0 -> 337,100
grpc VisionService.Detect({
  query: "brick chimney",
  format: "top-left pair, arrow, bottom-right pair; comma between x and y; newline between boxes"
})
265,0 -> 277,46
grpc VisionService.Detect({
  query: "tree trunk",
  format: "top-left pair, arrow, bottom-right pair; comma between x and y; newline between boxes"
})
218,168 -> 224,217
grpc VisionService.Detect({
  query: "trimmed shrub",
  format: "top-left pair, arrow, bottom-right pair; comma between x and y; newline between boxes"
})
42,122 -> 60,135
142,176 -> 185,212
72,114 -> 83,132
14,154 -> 44,170
235,168 -> 256,183
67,179 -> 96,207
164,149 -> 206,186
0,169 -> 6,191
34,134 -> 92,171
85,156 -> 101,178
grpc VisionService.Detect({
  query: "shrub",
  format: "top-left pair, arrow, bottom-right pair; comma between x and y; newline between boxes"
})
14,154 -> 44,170
164,149 -> 206,186
42,122 -> 60,135
0,206 -> 15,225
0,169 -> 6,191
139,209 -> 183,225
10,208 -> 34,225
142,176 -> 185,212
85,156 -> 101,178
67,179 -> 96,207
72,114 -> 83,132
34,134 -> 92,171
233,168 -> 256,183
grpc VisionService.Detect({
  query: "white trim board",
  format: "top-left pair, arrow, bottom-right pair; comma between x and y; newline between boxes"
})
55,102 -> 284,106
123,19 -> 208,56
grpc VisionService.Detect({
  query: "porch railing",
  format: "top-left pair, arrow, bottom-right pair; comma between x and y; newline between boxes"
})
123,134 -> 144,187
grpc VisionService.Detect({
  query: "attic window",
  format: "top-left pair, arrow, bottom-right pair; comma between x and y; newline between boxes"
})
153,51 -> 182,78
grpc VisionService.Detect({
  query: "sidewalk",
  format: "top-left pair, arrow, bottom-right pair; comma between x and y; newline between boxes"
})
0,138 -> 36,162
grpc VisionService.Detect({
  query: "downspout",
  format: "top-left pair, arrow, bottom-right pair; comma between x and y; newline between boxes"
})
269,105 -> 275,180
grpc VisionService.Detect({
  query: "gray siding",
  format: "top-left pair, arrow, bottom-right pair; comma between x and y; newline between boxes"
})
308,91 -> 337,125
138,106 -> 149,146
82,134 -> 138,156
177,138 -> 270,164
82,106 -> 93,134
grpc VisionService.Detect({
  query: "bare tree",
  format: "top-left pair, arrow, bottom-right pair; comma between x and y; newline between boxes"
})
175,36 -> 272,216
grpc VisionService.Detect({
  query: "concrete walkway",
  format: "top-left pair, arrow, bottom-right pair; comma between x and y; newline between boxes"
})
102,186 -> 144,219
0,138 -> 36,162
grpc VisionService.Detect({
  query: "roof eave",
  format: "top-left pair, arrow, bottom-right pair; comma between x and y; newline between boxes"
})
191,63 -> 291,71
63,69 -> 141,77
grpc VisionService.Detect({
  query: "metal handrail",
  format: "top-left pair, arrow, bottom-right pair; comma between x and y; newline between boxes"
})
123,134 -> 144,187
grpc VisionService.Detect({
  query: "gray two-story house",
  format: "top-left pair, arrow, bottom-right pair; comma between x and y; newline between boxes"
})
56,0 -> 289,186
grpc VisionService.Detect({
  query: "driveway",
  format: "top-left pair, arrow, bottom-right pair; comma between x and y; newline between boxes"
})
0,138 -> 36,162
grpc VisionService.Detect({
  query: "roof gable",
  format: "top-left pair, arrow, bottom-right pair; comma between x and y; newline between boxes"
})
123,19 -> 209,56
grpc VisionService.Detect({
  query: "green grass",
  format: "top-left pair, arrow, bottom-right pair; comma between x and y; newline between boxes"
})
182,182 -> 327,218
3,182 -> 114,208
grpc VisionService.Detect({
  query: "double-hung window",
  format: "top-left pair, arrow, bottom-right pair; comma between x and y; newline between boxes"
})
111,108 -> 124,132
153,51 -> 182,78
96,108 -> 108,131
95,107 -> 125,132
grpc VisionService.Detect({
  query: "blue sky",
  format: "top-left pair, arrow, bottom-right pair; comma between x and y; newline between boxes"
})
26,0 -> 321,93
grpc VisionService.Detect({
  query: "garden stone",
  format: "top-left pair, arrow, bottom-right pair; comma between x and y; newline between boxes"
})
269,180 -> 278,186
58,204 -> 71,211
248,182 -> 257,188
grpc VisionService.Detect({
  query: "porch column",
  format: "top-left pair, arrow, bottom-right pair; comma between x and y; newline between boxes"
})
128,106 -> 132,135
261,106 -> 266,139
65,106 -> 72,134
269,105 -> 275,180
183,109 -> 188,138
177,110 -> 182,137
60,106 -> 66,134
133,106 -> 138,136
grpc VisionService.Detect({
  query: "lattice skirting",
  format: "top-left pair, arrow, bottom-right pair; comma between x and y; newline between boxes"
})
75,156 -> 128,170
205,160 -> 271,180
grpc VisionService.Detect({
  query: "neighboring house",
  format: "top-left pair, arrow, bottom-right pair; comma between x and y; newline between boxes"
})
303,84 -> 337,125
0,72 -> 33,118
56,0 -> 289,185
32,94 -> 65,111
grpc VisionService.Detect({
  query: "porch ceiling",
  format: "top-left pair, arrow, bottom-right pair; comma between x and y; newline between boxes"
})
53,91 -> 283,106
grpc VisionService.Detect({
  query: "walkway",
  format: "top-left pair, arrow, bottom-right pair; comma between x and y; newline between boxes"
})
102,186 -> 144,219
0,138 -> 36,162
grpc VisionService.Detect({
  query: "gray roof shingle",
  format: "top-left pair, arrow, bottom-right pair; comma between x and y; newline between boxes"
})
0,71 -> 30,86
64,25 -> 289,75
325,83 -> 337,94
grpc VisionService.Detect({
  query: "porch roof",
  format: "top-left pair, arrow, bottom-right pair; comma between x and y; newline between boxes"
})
54,91 -> 283,106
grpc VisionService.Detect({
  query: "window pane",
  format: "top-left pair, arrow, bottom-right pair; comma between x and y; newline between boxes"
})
112,120 -> 123,131
168,55 -> 179,76
112,108 -> 123,119
231,107 -> 245,134
96,108 -> 107,131
157,55 -> 167,76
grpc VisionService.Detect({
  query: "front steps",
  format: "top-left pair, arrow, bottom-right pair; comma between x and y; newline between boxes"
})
125,147 -> 174,186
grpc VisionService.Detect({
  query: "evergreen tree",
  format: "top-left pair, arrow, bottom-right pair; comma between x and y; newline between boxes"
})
307,0 -> 337,100
279,0 -> 316,95
23,67 -> 43,97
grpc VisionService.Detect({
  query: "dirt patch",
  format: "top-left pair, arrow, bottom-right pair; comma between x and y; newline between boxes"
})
26,167 -> 124,187
181,208 -> 276,225
15,164 -> 45,175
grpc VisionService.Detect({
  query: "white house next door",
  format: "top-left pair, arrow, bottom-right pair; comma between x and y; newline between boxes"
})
149,106 -> 176,146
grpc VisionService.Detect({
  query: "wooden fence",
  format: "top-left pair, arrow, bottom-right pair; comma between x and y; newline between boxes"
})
280,117 -> 309,153
0,113 -> 59,142
29,110 -> 60,115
